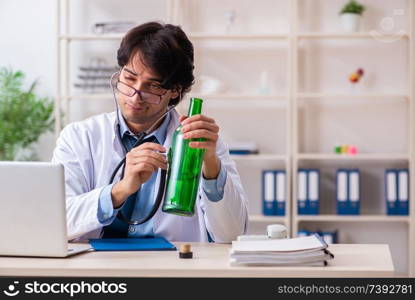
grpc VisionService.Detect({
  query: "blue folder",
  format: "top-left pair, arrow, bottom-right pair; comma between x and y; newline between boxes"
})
298,169 -> 320,215
336,169 -> 348,215
297,169 -> 308,215
307,169 -> 320,215
348,169 -> 360,215
397,169 -> 409,215
262,170 -> 276,216
385,169 -> 398,215
274,170 -> 286,216
385,168 -> 409,215
337,169 -> 360,215
89,237 -> 177,251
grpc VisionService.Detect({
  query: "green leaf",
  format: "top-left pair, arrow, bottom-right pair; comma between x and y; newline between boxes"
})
0,67 -> 55,161
340,0 -> 365,15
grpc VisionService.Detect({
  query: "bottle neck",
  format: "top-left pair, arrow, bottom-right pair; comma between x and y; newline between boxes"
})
188,97 -> 203,117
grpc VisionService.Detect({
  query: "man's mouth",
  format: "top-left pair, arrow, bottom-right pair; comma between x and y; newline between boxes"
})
126,102 -> 146,111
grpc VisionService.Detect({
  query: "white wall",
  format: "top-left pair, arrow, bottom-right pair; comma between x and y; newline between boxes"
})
0,0 -> 57,161
0,0 -> 169,161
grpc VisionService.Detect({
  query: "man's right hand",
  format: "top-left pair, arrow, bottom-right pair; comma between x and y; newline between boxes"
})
111,142 -> 167,208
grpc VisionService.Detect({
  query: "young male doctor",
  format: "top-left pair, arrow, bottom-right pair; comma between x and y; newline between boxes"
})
52,22 -> 248,243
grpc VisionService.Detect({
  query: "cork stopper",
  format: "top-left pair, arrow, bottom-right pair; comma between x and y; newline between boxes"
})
180,244 -> 191,253
179,244 -> 193,259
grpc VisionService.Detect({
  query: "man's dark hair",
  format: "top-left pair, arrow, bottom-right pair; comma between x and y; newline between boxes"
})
117,22 -> 194,106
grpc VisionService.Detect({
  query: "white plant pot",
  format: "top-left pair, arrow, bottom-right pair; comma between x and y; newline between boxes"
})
340,13 -> 361,32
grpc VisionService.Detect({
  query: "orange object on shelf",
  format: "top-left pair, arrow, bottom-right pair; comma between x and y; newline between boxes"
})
349,68 -> 364,84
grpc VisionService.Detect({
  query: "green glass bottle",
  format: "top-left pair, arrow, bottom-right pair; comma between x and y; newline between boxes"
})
162,97 -> 205,216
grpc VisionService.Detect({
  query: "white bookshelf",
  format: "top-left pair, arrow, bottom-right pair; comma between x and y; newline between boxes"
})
59,34 -> 124,40
69,93 -> 286,100
298,92 -> 409,99
189,33 -> 288,40
298,32 -> 410,39
56,0 -> 415,275
249,215 -> 287,223
192,94 -> 286,100
230,154 -> 288,161
291,0 -> 414,277
297,153 -> 410,161
296,215 -> 410,223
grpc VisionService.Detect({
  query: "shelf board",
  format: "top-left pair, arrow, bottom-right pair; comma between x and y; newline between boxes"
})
68,93 -> 286,101
60,34 -> 124,40
297,93 -> 409,99
68,94 -> 286,109
298,32 -> 409,39
230,154 -> 287,161
188,33 -> 288,40
205,99 -> 286,109
296,215 -> 409,223
297,153 -> 410,161
68,94 -> 113,100
193,93 -> 286,100
249,215 -> 287,222
60,32 -> 410,41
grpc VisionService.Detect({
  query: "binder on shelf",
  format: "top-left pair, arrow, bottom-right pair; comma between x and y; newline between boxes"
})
297,230 -> 338,244
385,169 -> 398,215
385,169 -> 408,216
297,230 -> 309,237
336,169 -> 360,215
336,169 -> 348,215
348,169 -> 360,215
320,231 -> 338,244
297,169 -> 320,215
297,169 -> 308,215
262,170 -> 275,216
262,170 -> 286,216
308,169 -> 320,215
397,169 -> 409,215
274,170 -> 286,216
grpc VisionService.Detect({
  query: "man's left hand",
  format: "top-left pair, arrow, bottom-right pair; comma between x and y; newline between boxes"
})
179,114 -> 220,179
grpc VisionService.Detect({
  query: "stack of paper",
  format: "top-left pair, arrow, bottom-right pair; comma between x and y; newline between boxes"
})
230,234 -> 334,267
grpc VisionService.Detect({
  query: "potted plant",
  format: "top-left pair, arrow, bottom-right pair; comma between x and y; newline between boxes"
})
339,0 -> 366,32
0,67 -> 55,161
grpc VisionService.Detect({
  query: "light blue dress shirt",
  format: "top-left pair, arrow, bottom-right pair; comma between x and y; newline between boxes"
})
97,110 -> 227,238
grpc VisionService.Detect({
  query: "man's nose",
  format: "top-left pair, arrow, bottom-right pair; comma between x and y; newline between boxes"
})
131,82 -> 145,102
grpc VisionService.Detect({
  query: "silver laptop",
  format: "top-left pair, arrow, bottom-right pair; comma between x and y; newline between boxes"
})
0,161 -> 92,257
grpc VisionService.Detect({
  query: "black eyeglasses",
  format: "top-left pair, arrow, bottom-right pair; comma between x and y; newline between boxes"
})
115,79 -> 168,105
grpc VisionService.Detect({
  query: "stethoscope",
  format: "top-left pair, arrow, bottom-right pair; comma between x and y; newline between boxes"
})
109,71 -> 178,225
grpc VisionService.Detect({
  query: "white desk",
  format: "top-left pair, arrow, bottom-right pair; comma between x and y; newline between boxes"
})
0,243 -> 394,277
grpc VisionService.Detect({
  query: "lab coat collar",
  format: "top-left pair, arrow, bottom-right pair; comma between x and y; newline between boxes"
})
111,108 -> 180,154
117,108 -> 171,146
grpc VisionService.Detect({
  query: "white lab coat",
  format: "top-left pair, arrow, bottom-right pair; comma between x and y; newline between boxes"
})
52,109 -> 248,243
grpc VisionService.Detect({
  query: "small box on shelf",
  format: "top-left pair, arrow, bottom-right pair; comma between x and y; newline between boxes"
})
228,142 -> 259,155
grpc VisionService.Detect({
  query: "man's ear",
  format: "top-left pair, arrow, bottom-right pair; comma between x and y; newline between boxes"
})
170,86 -> 181,100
